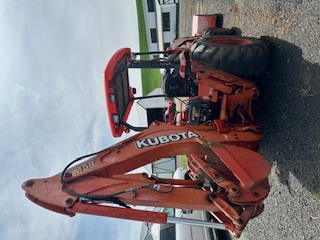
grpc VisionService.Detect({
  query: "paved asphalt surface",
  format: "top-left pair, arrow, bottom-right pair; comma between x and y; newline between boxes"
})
179,1 -> 320,239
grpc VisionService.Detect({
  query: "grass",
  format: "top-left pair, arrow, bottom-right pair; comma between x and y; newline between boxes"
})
313,192 -> 320,201
140,69 -> 161,95
135,0 -> 160,95
177,155 -> 188,168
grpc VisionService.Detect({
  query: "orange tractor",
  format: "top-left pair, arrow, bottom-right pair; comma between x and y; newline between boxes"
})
22,15 -> 271,238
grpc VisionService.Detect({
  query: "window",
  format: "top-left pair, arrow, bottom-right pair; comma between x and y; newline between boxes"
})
162,12 -> 170,31
147,0 -> 155,12
163,42 -> 171,50
150,28 -> 157,43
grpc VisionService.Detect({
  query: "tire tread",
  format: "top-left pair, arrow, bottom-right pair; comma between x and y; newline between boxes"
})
190,36 -> 270,77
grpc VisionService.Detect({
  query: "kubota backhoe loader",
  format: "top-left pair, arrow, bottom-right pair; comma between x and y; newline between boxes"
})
22,15 -> 271,238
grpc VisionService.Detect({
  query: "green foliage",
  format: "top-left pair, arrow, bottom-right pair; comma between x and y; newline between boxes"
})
135,0 -> 148,54
140,69 -> 161,95
178,155 -> 188,168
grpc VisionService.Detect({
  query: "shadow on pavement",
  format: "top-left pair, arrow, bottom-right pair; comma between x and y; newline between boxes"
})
254,37 -> 320,195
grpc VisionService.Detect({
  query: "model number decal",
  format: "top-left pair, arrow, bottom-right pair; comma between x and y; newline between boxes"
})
72,161 -> 96,176
135,131 -> 200,149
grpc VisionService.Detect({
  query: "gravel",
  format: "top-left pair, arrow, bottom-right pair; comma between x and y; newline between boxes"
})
179,1 -> 320,239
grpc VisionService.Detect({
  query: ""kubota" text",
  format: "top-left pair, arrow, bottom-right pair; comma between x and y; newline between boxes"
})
135,131 -> 200,149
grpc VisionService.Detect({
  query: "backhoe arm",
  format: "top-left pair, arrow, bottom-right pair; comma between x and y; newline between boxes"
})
22,122 -> 270,237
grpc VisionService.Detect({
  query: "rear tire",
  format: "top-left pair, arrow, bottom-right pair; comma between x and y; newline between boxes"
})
190,36 -> 270,77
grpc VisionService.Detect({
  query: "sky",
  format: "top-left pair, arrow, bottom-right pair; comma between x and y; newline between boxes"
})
0,1 -> 145,239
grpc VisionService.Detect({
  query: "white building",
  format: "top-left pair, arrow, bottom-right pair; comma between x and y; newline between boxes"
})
136,88 -> 167,127
142,0 -> 179,58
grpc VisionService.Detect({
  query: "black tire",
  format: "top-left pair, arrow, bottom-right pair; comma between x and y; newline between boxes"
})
202,28 -> 236,37
190,36 -> 270,77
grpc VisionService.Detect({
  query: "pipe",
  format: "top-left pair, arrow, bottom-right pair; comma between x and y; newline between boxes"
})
167,216 -> 226,230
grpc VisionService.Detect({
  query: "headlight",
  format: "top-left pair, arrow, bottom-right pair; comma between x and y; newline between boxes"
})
112,114 -> 120,123
109,94 -> 116,103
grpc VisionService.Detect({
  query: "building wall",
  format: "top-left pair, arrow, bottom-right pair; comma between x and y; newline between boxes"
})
142,0 -> 158,52
161,4 -> 177,46
136,102 -> 148,127
137,88 -> 167,109
152,157 -> 176,178
142,0 -> 178,57
155,1 -> 164,52
137,88 -> 168,127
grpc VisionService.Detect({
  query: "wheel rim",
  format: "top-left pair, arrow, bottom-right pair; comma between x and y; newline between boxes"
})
209,37 -> 253,45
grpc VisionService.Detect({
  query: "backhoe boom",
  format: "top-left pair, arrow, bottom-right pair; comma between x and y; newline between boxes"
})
22,122 -> 270,237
